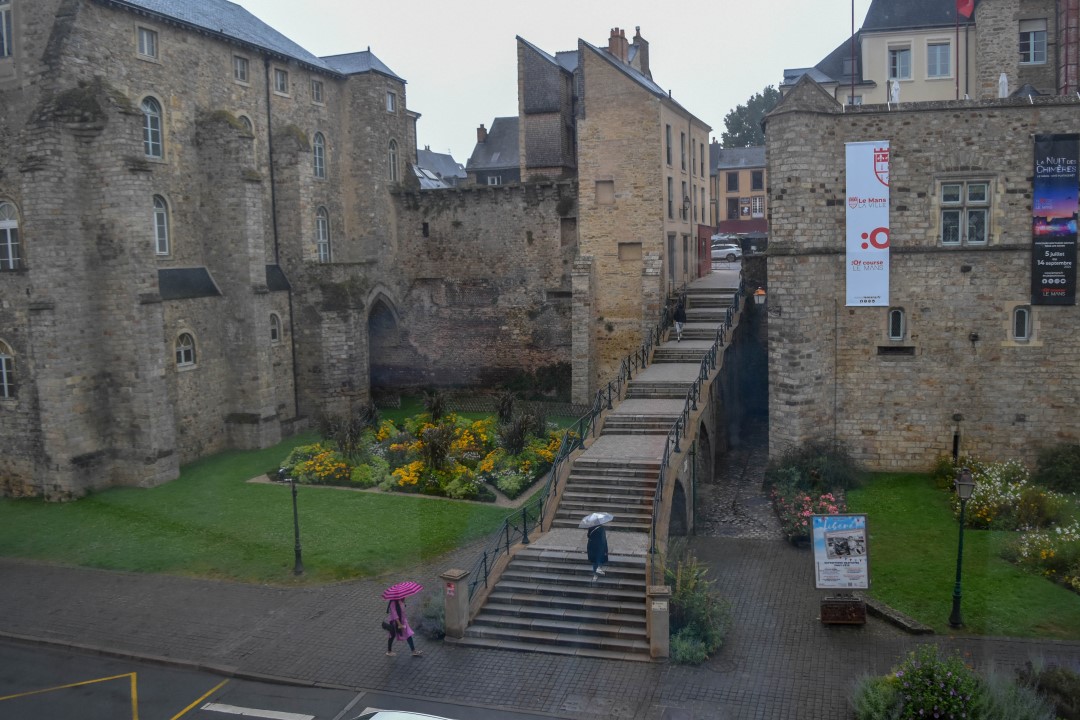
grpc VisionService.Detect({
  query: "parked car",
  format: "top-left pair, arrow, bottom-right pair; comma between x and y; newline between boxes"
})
352,712 -> 454,720
711,243 -> 743,262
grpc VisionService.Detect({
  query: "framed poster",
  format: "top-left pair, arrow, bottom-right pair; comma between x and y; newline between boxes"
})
812,514 -> 869,590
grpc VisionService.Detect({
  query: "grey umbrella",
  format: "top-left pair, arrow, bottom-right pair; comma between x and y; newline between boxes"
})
578,512 -> 614,528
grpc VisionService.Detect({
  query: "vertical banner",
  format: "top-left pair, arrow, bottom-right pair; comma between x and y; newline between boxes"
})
846,141 -> 890,306
812,514 -> 869,590
1032,134 -> 1079,305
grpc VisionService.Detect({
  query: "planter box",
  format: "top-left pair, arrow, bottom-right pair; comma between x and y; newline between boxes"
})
820,596 -> 866,625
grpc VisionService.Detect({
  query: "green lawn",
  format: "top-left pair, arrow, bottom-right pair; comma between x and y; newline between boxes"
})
848,474 -> 1080,639
0,431 -> 512,585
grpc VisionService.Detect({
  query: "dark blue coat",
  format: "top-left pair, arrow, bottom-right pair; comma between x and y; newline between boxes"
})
587,525 -> 608,565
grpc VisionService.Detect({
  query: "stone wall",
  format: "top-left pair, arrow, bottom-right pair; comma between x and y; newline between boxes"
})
766,81 -> 1080,470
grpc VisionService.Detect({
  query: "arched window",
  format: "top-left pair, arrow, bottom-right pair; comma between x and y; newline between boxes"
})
313,132 -> 326,179
270,314 -> 281,344
142,97 -> 163,158
238,115 -> 253,135
0,340 -> 15,398
175,333 -> 196,367
388,139 -> 398,182
153,195 -> 169,255
888,308 -> 905,341
1013,306 -> 1031,341
316,207 -> 331,263
0,201 -> 20,270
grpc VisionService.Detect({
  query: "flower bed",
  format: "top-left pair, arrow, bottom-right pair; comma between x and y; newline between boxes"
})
770,487 -> 847,544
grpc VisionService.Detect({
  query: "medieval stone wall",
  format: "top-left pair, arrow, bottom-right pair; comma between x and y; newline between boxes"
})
766,84 -> 1080,470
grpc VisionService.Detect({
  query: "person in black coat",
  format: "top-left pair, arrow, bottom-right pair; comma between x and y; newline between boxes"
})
673,301 -> 687,342
587,524 -> 609,578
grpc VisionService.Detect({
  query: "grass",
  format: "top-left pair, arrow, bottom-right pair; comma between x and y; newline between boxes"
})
848,473 -> 1080,639
0,431 -> 512,585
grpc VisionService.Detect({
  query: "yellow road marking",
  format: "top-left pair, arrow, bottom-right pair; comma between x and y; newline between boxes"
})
169,678 -> 229,720
0,672 -> 136,702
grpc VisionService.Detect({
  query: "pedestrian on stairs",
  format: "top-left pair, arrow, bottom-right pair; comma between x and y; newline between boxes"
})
587,524 -> 608,579
673,300 -> 687,342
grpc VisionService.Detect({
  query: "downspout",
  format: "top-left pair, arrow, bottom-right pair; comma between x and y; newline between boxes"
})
264,56 -> 302,419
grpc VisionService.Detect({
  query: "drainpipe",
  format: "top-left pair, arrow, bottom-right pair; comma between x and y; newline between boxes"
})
264,56 -> 302,419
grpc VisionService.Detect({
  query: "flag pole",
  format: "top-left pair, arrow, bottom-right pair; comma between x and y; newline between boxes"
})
850,0 -> 855,104
955,2 -> 960,99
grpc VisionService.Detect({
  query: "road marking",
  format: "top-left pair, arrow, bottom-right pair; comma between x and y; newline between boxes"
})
330,692 -> 367,720
169,678 -> 229,720
202,702 -> 316,720
0,672 -> 140,720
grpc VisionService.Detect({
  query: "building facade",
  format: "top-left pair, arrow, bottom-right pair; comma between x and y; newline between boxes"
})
710,144 -> 767,235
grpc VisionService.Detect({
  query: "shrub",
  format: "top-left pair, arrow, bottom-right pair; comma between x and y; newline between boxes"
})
962,460 -> 1065,531
280,443 -> 327,478
664,551 -> 732,664
317,411 -> 369,462
1017,661 -> 1080,720
349,456 -> 389,488
764,439 -> 863,493
888,644 -> 980,720
293,448 -> 350,485
769,487 -> 846,542
1033,444 -> 1080,494
851,673 -> 902,720
419,423 -> 455,471
1005,521 -> 1080,591
976,667 -> 1056,720
498,415 -> 531,455
417,591 -> 446,640
669,628 -> 709,665
423,389 -> 448,423
496,390 -> 516,423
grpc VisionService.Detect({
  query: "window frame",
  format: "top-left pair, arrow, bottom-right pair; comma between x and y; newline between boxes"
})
680,132 -> 686,171
1012,306 -> 1031,341
273,68 -> 289,95
667,177 -> 673,219
487,176 -> 503,186
940,180 -> 991,246
316,207 -> 331,263
387,139 -> 398,182
270,314 -> 282,345
313,132 -> 326,179
665,125 -> 672,166
681,181 -> 688,220
751,195 -> 765,218
141,96 -> 164,160
1019,19 -> 1048,65
136,26 -> 158,61
386,91 -> 396,113
888,46 -> 912,80
887,308 -> 906,341
233,55 -> 249,84
751,170 -> 764,191
0,200 -> 21,271
726,172 -> 738,193
153,195 -> 170,256
311,79 -> 324,104
926,41 -> 951,78
0,1 -> 12,60
175,333 -> 196,368
0,340 -> 14,398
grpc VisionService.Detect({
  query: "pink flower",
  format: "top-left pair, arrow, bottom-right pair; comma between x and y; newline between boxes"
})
802,520 -> 808,525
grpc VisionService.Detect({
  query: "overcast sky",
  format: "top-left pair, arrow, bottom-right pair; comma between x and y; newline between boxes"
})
232,0 -> 874,163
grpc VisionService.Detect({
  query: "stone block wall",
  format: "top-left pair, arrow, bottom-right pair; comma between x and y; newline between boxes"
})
766,84 -> 1080,470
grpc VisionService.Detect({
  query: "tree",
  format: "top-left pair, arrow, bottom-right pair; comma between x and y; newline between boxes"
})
720,85 -> 782,148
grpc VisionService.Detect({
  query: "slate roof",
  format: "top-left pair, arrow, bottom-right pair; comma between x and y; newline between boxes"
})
97,0 -> 339,74
711,146 -> 765,174
158,268 -> 221,300
412,165 -> 451,190
467,117 -> 519,171
321,51 -> 404,82
417,147 -> 467,181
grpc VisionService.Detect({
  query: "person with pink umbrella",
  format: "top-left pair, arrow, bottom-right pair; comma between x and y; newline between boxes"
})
382,581 -> 424,657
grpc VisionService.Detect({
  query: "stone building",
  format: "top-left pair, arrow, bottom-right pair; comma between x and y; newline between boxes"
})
764,0 -> 1080,470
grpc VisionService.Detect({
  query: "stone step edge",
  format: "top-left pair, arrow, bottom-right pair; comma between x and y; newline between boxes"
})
864,597 -> 934,634
445,635 -> 653,662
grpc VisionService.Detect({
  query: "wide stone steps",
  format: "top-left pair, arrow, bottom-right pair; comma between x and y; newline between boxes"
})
682,327 -> 722,341
652,347 -> 708,364
625,381 -> 693,400
601,415 -> 676,434
456,548 -> 650,661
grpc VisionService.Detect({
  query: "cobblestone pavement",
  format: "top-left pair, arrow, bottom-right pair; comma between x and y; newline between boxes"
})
1,418 -> 1078,719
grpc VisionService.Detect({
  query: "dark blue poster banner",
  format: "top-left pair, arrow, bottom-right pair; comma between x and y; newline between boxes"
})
1031,134 -> 1078,305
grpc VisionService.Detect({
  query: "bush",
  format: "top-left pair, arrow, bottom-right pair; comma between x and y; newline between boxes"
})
349,456 -> 389,488
1033,444 -> 1080,494
976,667 -> 1056,720
851,673 -> 902,720
498,415 -> 531,455
962,460 -> 1065,531
664,550 -> 732,664
417,591 -> 446,640
423,389 -> 448,423
669,628 -> 709,665
769,487 -> 846,542
764,439 -> 863,493
496,390 -> 516,423
1018,661 -> 1080,720
888,645 -> 980,720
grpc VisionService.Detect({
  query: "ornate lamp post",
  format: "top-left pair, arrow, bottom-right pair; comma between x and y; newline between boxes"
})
279,468 -> 305,576
948,467 -> 975,628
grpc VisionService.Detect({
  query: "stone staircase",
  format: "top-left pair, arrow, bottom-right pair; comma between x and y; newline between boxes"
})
600,413 -> 678,435
457,547 -> 650,661
552,457 -> 660,533
652,345 -> 709,363
624,379 -> 694,400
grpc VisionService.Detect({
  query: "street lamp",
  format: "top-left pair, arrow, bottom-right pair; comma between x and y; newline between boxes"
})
948,467 -> 975,628
754,287 -> 767,305
278,468 -> 305,576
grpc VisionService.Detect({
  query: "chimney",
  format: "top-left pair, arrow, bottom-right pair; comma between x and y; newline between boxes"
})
633,26 -> 651,79
477,124 -> 487,143
608,27 -> 629,63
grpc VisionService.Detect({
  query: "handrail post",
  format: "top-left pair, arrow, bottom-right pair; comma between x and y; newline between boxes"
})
521,507 -> 530,544
504,521 -> 511,554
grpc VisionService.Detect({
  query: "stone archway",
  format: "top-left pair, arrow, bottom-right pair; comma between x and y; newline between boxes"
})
367,294 -> 406,396
669,480 -> 689,537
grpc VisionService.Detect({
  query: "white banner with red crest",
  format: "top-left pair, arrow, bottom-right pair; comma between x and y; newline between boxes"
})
846,141 -> 890,306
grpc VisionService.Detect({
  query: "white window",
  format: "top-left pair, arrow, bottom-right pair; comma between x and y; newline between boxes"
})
487,176 -> 502,186
270,314 -> 281,344
386,91 -> 396,112
153,195 -> 169,255
751,196 -> 764,218
137,26 -> 157,59
941,181 -> 989,246
142,97 -> 163,159
312,79 -> 324,104
388,140 -> 398,181
233,55 -> 249,83
0,340 -> 14,398
889,47 -> 911,80
274,68 -> 289,94
0,1 -> 12,59
927,42 -> 951,78
1020,19 -> 1047,64
888,308 -> 906,340
313,132 -> 326,179
1012,306 -> 1031,341
316,207 -> 331,263
846,95 -> 863,106
175,333 -> 196,367
0,201 -> 20,270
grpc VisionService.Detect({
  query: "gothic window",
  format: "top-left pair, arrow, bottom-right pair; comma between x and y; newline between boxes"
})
0,340 -> 14,398
316,207 -> 331,263
142,97 -> 163,159
388,140 -> 398,182
0,201 -> 20,270
888,308 -> 906,341
175,333 -> 196,367
270,314 -> 281,344
153,195 -> 169,255
313,132 -> 326,179
1012,306 -> 1031,341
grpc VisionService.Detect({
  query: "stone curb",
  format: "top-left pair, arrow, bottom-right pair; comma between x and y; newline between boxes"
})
864,597 -> 935,635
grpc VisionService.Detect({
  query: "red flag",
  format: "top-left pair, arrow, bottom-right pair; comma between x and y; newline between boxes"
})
957,0 -> 974,18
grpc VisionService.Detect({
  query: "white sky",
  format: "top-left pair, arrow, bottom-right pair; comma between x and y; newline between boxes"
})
232,0 -> 874,163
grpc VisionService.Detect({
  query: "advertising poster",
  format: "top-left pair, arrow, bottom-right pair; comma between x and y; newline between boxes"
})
845,141 -> 890,307
1031,134 -> 1078,305
812,514 -> 869,590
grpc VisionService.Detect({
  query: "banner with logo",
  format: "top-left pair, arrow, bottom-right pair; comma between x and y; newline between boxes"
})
846,141 -> 890,306
1031,134 -> 1078,305
812,514 -> 869,590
